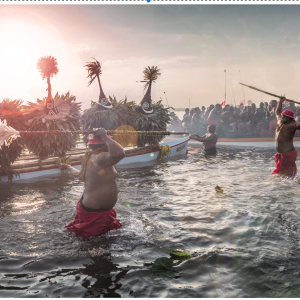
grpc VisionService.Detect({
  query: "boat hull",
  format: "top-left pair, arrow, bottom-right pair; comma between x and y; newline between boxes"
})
0,137 -> 189,182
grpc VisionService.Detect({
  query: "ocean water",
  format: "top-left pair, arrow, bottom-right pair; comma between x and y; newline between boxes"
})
1,143 -> 300,297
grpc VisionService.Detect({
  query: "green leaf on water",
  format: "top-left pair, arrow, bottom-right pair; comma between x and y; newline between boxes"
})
151,257 -> 181,278
167,248 -> 191,260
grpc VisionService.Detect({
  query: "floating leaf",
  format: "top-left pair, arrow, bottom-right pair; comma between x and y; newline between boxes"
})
151,257 -> 181,279
167,248 -> 191,260
215,185 -> 223,193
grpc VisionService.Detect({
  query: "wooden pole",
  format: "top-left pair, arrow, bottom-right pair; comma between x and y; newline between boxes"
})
240,83 -> 300,105
224,70 -> 226,103
232,84 -> 236,107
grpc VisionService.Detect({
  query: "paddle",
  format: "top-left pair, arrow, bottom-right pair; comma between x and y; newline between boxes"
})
239,83 -> 300,105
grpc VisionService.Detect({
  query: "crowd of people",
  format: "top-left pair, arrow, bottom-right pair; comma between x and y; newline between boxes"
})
168,100 -> 300,138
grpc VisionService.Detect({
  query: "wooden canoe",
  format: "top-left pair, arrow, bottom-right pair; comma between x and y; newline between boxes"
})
0,137 -> 189,182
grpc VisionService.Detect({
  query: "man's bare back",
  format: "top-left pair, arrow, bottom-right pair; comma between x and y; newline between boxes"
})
59,128 -> 125,211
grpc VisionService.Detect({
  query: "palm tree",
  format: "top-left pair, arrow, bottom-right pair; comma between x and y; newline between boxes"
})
85,58 -> 112,109
37,56 -> 59,115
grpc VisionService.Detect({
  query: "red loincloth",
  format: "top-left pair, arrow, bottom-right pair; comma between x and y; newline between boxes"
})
206,118 -> 218,126
65,198 -> 122,238
272,149 -> 297,177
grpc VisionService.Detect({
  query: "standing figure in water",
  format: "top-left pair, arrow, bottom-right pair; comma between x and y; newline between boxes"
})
59,128 -> 125,238
189,124 -> 218,156
273,97 -> 299,176
182,110 -> 193,133
168,112 -> 183,132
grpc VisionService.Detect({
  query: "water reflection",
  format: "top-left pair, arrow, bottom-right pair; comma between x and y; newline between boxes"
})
1,144 -> 300,297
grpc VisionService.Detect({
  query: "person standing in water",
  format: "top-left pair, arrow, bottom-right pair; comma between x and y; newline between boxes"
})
189,124 -> 218,155
182,110 -> 193,133
273,97 -> 299,176
169,112 -> 183,132
191,107 -> 202,134
206,103 -> 222,126
183,108 -> 190,118
59,128 -> 125,238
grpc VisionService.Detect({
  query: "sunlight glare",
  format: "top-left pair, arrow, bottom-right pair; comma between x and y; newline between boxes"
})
0,44 -> 31,79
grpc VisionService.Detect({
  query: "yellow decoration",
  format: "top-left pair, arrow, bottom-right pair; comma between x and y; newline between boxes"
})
55,156 -> 71,173
157,144 -> 171,162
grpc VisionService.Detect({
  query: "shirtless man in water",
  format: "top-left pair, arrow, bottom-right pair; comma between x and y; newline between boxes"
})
273,97 -> 299,176
59,128 -> 125,238
189,124 -> 218,155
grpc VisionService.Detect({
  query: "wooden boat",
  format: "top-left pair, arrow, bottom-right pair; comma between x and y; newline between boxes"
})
0,137 -> 189,182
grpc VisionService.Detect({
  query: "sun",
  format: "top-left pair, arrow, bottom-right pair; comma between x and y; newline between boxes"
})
0,43 -> 31,79
0,14 -> 73,100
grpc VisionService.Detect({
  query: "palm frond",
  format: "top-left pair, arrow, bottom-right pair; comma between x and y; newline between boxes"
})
24,92 -> 81,160
37,56 -> 59,80
0,98 -> 27,178
82,98 -> 170,147
142,66 -> 161,90
129,100 -> 171,147
85,58 -> 101,86
87,75 -> 97,87
143,66 -> 161,82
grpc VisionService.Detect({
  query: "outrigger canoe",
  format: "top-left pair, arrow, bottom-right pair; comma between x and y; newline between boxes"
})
0,137 -> 189,182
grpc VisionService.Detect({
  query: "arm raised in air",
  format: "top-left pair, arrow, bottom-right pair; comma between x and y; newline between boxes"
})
93,128 -> 125,167
276,97 -> 285,120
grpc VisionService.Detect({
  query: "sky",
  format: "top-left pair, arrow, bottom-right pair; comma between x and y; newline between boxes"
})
0,5 -> 300,109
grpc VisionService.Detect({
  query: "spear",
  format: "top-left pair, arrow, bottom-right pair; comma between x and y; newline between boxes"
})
239,83 -> 300,105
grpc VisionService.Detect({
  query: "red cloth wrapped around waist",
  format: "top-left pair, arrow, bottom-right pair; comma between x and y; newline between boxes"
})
65,198 -> 122,238
272,149 -> 297,176
206,118 -> 218,126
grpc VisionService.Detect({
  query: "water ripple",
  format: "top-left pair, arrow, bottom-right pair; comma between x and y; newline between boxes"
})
1,144 -> 300,297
